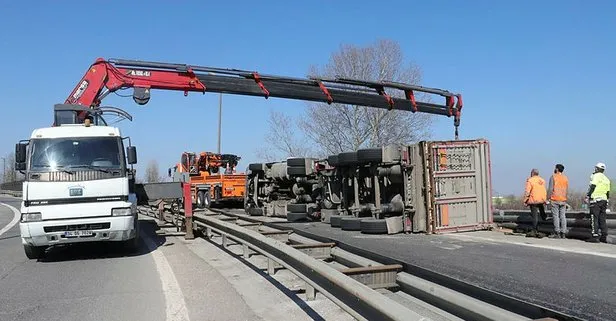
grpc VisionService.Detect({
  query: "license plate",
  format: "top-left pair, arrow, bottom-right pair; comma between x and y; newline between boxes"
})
64,230 -> 93,237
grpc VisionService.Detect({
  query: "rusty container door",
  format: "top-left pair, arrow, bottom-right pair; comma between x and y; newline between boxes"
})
426,139 -> 493,233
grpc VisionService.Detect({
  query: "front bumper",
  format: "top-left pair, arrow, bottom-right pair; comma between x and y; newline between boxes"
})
20,215 -> 136,247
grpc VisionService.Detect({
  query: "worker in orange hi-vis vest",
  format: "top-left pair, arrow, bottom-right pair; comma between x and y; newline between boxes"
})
547,164 -> 569,239
524,168 -> 548,238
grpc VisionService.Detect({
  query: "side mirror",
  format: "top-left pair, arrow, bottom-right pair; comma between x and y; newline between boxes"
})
127,146 -> 137,165
15,143 -> 27,163
168,168 -> 172,177
15,162 -> 26,171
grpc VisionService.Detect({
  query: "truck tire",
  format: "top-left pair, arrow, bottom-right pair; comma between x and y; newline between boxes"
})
330,215 -> 343,227
338,152 -> 358,166
248,163 -> 265,172
327,155 -> 340,167
360,219 -> 388,234
124,216 -> 141,253
287,157 -> 309,167
203,191 -> 211,208
287,212 -> 307,222
287,203 -> 307,213
340,217 -> 363,231
23,244 -> 46,260
286,166 -> 308,176
197,190 -> 211,209
357,148 -> 383,163
320,208 -> 338,223
247,207 -> 263,216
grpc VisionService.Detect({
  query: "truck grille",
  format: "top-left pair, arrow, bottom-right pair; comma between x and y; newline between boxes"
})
43,223 -> 111,233
30,170 -> 121,182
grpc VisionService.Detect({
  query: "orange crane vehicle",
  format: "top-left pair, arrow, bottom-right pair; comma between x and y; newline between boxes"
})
169,152 -> 245,208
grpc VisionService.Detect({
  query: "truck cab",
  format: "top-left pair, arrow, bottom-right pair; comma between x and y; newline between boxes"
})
15,105 -> 139,259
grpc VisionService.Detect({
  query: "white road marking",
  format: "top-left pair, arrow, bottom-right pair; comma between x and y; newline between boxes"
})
447,234 -> 616,259
0,202 -> 21,237
143,234 -> 191,321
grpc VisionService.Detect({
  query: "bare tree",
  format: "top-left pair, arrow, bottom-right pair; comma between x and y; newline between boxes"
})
298,39 -> 434,155
144,159 -> 161,183
2,153 -> 16,183
255,110 -> 316,161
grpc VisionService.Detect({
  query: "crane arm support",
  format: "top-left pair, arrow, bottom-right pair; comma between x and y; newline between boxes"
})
65,58 -> 206,107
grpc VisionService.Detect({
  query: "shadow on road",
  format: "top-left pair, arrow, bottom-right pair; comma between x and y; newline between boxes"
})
206,237 -> 326,321
37,219 -> 166,263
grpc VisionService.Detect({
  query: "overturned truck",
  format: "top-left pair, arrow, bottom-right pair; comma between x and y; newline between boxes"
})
244,139 -> 493,235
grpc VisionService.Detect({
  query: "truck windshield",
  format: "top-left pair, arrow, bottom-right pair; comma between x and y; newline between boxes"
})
29,137 -> 123,172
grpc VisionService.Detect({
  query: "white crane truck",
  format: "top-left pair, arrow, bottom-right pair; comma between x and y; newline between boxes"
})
15,105 -> 139,259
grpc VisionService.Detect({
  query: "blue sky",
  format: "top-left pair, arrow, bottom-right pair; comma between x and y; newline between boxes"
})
0,0 -> 614,195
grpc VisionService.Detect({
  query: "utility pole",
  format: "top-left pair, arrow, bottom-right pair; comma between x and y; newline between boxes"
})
217,93 -> 222,154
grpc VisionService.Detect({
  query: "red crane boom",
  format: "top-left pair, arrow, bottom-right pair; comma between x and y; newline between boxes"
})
65,58 -> 464,138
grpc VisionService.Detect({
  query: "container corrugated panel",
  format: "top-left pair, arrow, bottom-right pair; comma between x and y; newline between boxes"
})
427,139 -> 493,233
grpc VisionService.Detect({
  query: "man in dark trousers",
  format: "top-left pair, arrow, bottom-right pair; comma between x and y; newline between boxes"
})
586,162 -> 611,243
524,168 -> 547,238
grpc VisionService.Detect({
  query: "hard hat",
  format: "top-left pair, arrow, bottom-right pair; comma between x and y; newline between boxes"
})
595,162 -> 606,170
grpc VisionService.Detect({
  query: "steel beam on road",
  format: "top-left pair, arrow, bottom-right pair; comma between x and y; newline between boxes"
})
290,243 -> 335,260
340,264 -> 402,290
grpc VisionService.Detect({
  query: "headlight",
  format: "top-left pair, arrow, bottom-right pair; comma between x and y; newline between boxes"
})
21,212 -> 42,222
111,207 -> 132,216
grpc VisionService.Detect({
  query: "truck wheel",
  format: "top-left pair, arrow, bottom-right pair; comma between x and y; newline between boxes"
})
287,203 -> 307,213
198,191 -> 211,209
24,244 -> 46,260
340,217 -> 363,231
248,163 -> 265,172
287,157 -> 309,167
357,148 -> 383,163
330,215 -> 343,228
287,166 -> 308,176
287,212 -> 307,222
247,207 -> 263,216
196,191 -> 203,208
338,152 -> 358,166
360,219 -> 388,234
327,155 -> 340,167
124,217 -> 141,253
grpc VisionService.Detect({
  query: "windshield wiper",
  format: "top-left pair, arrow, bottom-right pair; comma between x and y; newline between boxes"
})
67,165 -> 111,173
36,165 -> 74,175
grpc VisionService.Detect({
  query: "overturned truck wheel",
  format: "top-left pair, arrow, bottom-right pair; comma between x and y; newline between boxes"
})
357,148 -> 383,163
247,207 -> 263,216
330,215 -> 343,228
340,217 -> 363,231
287,203 -> 307,213
248,163 -> 265,172
287,157 -> 309,167
360,219 -> 388,234
287,212 -> 308,222
327,155 -> 340,167
338,152 -> 358,166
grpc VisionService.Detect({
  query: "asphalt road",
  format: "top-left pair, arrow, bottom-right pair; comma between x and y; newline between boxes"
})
278,220 -> 616,321
0,196 -> 348,321
0,195 -> 167,321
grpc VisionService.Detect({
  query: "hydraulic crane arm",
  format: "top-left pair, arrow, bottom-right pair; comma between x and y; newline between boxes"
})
66,58 -> 464,137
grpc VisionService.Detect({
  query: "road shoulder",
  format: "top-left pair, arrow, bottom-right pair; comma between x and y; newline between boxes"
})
443,230 -> 616,259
